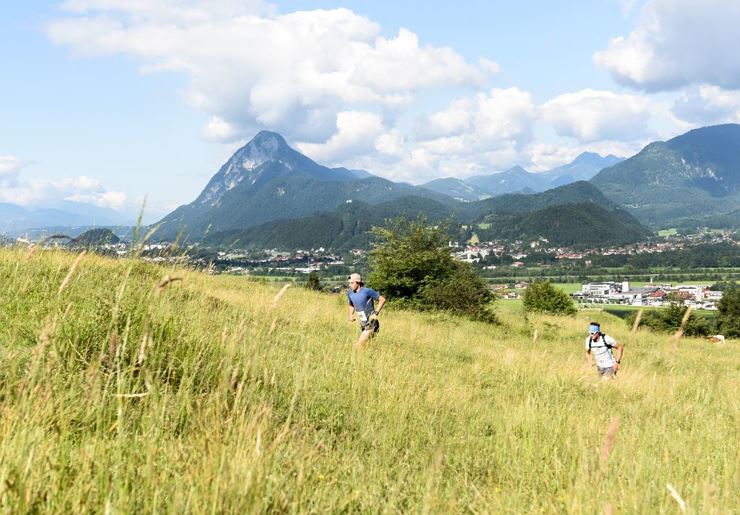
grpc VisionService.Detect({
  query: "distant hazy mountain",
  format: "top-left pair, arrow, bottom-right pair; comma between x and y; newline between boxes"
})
0,203 -> 29,221
453,180 -> 621,221
420,177 -> 490,201
591,124 -> 740,226
0,200 -> 133,235
466,166 -> 543,195
154,131 -> 449,240
540,152 -> 623,187
422,153 -> 623,199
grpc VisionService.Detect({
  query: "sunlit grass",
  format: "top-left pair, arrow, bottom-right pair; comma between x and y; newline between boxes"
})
0,248 -> 737,513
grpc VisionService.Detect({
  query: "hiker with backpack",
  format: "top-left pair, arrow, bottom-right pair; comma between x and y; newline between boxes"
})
347,272 -> 386,349
585,322 -> 624,377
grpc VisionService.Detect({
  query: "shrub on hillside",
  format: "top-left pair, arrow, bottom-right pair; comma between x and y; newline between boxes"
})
368,216 -> 495,323
304,271 -> 323,291
625,303 -> 713,337
717,286 -> 740,337
522,280 -> 577,316
418,262 -> 496,323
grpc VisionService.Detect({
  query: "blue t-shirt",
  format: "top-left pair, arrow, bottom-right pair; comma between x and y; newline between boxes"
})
348,287 -> 380,324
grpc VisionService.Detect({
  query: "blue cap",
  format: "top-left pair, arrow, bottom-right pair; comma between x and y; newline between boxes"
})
588,323 -> 600,334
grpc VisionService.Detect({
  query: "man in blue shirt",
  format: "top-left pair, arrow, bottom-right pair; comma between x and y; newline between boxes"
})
347,272 -> 386,348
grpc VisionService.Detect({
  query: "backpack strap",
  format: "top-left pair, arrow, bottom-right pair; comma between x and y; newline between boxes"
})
589,333 -> 612,349
602,334 -> 613,349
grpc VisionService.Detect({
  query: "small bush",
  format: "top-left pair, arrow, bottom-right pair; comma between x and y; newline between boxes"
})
418,263 -> 495,323
304,271 -> 323,291
522,280 -> 576,316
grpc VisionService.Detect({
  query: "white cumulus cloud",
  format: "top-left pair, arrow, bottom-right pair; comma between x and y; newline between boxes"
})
672,85 -> 740,125
202,116 -> 239,143
594,0 -> 740,91
541,89 -> 652,142
417,87 -> 536,146
296,111 -> 385,164
44,0 -> 702,185
0,156 -> 23,184
478,57 -> 501,75
370,88 -> 538,182
374,129 -> 405,157
48,3 -> 485,146
0,159 -> 127,210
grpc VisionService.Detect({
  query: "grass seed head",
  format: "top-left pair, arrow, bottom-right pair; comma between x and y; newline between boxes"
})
57,250 -> 86,295
600,416 -> 619,465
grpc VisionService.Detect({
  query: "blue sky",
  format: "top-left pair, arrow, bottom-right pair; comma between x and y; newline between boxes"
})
2,0 -> 740,220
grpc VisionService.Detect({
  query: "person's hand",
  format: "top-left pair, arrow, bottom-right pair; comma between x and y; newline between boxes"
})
614,362 -> 621,371
349,315 -> 356,323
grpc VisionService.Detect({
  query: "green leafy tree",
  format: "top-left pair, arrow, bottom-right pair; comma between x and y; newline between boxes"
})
304,271 -> 322,291
717,286 -> 740,337
368,216 -> 495,323
522,280 -> 577,316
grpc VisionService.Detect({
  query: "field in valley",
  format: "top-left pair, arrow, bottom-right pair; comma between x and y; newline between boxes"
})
0,248 -> 737,513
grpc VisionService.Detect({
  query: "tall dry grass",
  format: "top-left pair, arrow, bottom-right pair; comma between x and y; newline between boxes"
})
0,247 -> 737,513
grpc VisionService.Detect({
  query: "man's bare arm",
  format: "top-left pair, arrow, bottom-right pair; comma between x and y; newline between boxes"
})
614,343 -> 624,370
375,295 -> 386,314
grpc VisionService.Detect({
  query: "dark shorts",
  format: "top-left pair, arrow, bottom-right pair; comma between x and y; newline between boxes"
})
597,366 -> 616,377
361,319 -> 380,334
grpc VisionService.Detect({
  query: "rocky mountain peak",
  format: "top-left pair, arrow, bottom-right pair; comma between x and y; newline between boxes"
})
232,131 -> 291,171
197,131 -> 297,206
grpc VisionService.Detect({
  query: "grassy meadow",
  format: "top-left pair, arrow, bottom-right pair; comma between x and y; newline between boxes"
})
0,248 -> 737,513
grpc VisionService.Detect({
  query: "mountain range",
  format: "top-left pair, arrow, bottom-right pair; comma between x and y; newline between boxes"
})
155,131 -> 642,244
3,124 -> 738,247
203,181 -> 649,250
0,201 -> 133,235
421,153 -> 623,201
591,124 -> 740,226
153,125 -> 740,249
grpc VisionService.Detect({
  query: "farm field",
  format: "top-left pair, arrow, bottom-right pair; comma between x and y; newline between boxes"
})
0,248 -> 737,513
551,283 -> 582,294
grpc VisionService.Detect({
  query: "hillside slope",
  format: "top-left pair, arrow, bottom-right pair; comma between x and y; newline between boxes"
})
591,124 -> 740,226
202,182 -> 650,250
203,196 -> 453,249
474,202 -> 651,246
0,248 -> 736,512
